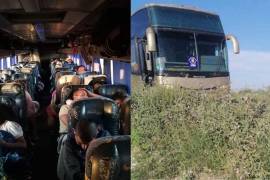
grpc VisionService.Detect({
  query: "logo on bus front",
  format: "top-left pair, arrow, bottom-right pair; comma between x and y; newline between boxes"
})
188,56 -> 198,68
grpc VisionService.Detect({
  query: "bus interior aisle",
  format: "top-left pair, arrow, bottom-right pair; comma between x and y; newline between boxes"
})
0,0 -> 130,180
32,59 -> 57,180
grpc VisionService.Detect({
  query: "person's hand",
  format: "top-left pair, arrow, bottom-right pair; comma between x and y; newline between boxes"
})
81,144 -> 88,150
66,99 -> 73,106
0,139 -> 7,147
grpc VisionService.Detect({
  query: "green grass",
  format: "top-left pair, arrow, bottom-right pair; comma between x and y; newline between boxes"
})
131,85 -> 270,179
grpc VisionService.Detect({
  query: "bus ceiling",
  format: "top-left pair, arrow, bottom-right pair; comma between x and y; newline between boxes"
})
0,0 -> 130,59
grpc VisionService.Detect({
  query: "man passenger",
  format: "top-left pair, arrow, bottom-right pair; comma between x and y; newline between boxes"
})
57,119 -> 110,180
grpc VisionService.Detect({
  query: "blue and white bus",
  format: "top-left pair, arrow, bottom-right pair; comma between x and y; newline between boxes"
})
131,4 -> 240,89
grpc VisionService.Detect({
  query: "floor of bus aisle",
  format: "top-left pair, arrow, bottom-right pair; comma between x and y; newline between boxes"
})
31,60 -> 59,180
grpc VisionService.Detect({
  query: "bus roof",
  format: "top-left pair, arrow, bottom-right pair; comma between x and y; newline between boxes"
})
132,3 -> 218,16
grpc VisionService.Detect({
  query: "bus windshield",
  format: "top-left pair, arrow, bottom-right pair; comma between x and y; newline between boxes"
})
148,6 -> 224,34
155,29 -> 228,75
197,34 -> 228,73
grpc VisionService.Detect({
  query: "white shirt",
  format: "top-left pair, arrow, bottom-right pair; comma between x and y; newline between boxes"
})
0,121 -> 23,139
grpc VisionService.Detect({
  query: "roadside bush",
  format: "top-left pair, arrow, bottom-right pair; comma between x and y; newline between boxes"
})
131,85 -> 270,179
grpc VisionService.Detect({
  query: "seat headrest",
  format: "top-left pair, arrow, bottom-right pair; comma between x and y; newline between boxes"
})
84,75 -> 107,85
55,71 -> 75,76
0,74 -> 11,82
29,61 -> 39,65
0,84 -> 26,125
0,95 -> 19,119
0,83 -> 24,94
55,75 -> 81,105
12,73 -> 30,80
55,67 -> 70,72
55,71 -> 76,85
8,78 -> 27,87
98,84 -> 129,99
61,85 -> 93,105
69,97 -> 119,129
20,67 -> 32,74
0,95 -> 17,108
85,135 -> 131,180
1,69 -> 15,76
56,75 -> 81,89
76,71 -> 92,76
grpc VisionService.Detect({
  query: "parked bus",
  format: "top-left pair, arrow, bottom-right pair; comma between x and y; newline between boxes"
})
131,4 -> 240,89
0,0 -> 130,179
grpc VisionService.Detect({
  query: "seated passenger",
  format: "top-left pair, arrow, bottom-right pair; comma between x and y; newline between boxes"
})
21,83 -> 39,141
58,89 -> 89,136
90,80 -> 106,94
55,60 -> 63,69
75,65 -> 87,75
6,80 -> 39,118
46,94 -> 58,131
0,104 -> 31,179
57,89 -> 101,153
0,104 -> 27,150
57,120 -> 110,180
112,91 -> 127,107
63,58 -> 75,70
25,87 -> 40,118
112,92 -> 130,135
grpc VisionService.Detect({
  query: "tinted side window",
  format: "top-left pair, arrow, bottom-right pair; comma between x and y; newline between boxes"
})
131,38 -> 140,74
131,9 -> 149,38
131,9 -> 149,74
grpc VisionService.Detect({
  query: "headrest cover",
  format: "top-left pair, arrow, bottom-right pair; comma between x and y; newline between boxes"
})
57,75 -> 80,87
98,84 -> 128,99
0,83 -> 23,94
84,75 -> 107,85
20,67 -> 32,74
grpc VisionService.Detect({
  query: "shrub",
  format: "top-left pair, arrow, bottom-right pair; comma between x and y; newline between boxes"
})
131,85 -> 270,179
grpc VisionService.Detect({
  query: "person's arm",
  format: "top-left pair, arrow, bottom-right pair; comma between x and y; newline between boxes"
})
59,105 -> 70,127
25,90 -> 36,117
0,136 -> 27,149
59,115 -> 69,127
62,140 -> 84,180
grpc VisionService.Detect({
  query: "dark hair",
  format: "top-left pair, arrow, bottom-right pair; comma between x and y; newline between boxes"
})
76,65 -> 86,71
112,91 -> 126,101
75,120 -> 97,143
0,104 -> 16,124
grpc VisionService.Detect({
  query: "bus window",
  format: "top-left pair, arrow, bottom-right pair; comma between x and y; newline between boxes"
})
131,9 -> 149,38
7,57 -> 11,68
131,38 -> 141,74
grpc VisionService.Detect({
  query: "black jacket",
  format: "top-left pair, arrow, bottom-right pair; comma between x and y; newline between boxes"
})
57,130 -> 110,180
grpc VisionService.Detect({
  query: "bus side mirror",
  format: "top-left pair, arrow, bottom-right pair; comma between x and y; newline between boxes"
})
226,34 -> 240,54
146,27 -> 157,52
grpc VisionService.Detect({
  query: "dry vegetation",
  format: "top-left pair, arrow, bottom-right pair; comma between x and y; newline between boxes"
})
132,85 -> 270,179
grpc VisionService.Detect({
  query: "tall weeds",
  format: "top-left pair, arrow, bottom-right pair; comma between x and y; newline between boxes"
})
132,86 -> 270,179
